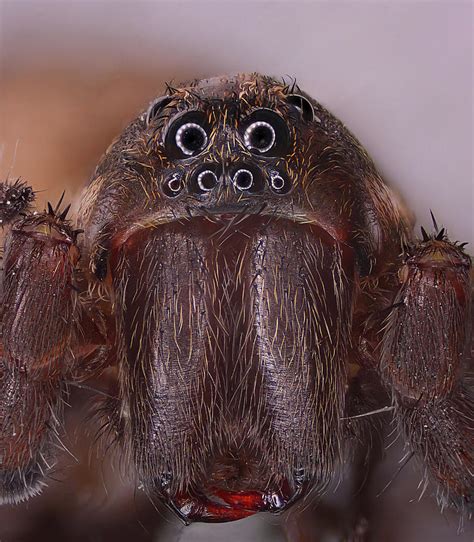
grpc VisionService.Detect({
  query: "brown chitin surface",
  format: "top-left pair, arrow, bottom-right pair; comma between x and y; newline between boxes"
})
109,214 -> 355,500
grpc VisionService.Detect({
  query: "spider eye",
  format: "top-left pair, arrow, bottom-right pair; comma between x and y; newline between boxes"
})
163,173 -> 184,197
269,171 -> 291,194
197,170 -> 218,192
165,112 -> 210,159
233,169 -> 254,191
241,109 -> 290,157
176,123 -> 208,156
286,94 -> 315,123
244,122 -> 275,153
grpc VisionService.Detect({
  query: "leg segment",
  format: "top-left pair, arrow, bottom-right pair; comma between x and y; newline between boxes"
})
0,178 -> 35,227
380,231 -> 473,513
0,202 -> 81,504
0,357 -> 61,503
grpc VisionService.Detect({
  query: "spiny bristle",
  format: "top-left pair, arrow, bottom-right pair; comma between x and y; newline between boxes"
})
435,227 -> 446,241
54,191 -> 66,214
430,209 -> 439,232
165,80 -> 178,95
59,203 -> 71,221
420,226 -> 430,242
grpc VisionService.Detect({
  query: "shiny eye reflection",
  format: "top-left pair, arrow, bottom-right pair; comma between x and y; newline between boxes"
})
163,174 -> 184,197
197,170 -> 218,192
244,121 -> 276,153
233,169 -> 254,191
270,174 -> 285,190
175,123 -> 208,156
270,172 -> 291,194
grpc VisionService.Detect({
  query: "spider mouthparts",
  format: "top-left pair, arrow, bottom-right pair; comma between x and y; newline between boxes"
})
159,446 -> 309,522
167,486 -> 293,524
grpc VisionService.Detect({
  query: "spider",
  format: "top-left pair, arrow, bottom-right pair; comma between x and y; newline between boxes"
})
0,73 -> 472,539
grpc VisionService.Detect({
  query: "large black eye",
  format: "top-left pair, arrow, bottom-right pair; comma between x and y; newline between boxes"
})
241,109 -> 290,156
165,112 -> 210,159
176,123 -> 207,155
244,121 -> 275,153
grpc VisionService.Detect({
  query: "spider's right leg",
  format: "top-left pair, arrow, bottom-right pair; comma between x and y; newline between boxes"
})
0,196 -> 81,504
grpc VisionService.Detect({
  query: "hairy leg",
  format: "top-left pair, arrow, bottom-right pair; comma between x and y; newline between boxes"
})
380,228 -> 473,515
0,178 -> 35,227
0,189 -> 81,503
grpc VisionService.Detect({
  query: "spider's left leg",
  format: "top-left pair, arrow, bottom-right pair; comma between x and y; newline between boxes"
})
0,203 -> 84,504
379,230 -> 473,515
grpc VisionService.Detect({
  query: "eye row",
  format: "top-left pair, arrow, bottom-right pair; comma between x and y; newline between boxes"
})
165,109 -> 290,159
162,168 -> 291,198
174,121 -> 277,156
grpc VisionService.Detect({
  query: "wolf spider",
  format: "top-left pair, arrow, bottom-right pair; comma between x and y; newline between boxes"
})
0,74 -> 472,540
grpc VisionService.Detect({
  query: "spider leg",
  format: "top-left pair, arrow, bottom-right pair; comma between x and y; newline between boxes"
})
379,230 -> 473,514
0,200 -> 82,504
0,178 -> 35,227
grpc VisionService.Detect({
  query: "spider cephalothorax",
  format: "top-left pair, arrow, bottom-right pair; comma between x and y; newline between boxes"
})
0,74 -> 472,534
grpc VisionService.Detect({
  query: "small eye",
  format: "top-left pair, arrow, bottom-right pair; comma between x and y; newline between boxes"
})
175,123 -> 208,156
269,172 -> 291,194
270,174 -> 285,190
163,173 -> 184,197
286,94 -> 315,123
233,169 -> 254,191
197,170 -> 218,192
244,121 -> 275,153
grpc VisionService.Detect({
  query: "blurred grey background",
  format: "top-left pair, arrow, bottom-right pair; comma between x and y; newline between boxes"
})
0,1 -> 472,541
